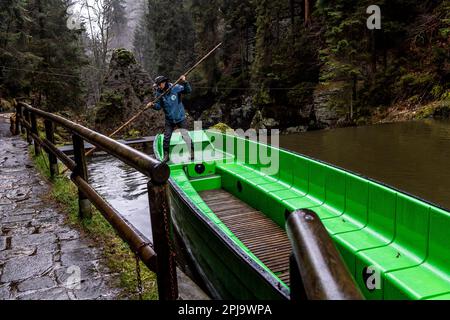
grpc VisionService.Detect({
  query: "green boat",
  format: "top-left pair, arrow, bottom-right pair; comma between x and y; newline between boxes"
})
153,130 -> 450,300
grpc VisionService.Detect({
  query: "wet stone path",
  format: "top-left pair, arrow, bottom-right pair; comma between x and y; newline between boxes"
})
0,114 -> 124,300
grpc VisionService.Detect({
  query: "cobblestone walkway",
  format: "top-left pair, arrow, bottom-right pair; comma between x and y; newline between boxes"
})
0,114 -> 124,300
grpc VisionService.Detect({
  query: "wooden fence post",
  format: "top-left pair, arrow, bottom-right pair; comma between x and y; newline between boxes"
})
30,112 -> 41,155
72,134 -> 92,219
44,119 -> 59,178
148,182 -> 178,300
14,104 -> 21,136
24,110 -> 32,144
19,106 -> 26,135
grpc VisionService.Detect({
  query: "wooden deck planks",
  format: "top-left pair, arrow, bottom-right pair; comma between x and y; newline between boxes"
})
199,189 -> 292,286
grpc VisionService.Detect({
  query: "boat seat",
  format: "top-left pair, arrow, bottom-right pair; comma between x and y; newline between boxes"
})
353,194 -> 430,299
331,183 -> 397,274
320,173 -> 369,234
383,207 -> 450,300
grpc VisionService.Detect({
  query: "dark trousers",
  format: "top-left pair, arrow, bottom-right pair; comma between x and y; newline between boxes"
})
163,120 -> 192,155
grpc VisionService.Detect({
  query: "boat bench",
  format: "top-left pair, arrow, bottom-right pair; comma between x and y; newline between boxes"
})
214,138 -> 450,300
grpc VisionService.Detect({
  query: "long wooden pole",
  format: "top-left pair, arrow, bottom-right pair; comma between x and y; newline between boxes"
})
84,42 -> 223,158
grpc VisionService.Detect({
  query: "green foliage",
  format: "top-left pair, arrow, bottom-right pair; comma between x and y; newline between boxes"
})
115,48 -> 137,67
253,88 -> 272,106
415,99 -> 450,119
317,0 -> 450,117
210,122 -> 232,132
95,90 -> 125,123
0,0 -> 86,112
134,0 -> 195,79
394,72 -> 436,101
287,83 -> 317,107
125,129 -> 142,139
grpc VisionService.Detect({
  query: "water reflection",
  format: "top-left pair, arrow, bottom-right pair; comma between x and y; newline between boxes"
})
88,155 -> 152,240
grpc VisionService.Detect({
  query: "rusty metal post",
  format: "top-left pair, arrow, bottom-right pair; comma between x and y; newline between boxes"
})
289,254 -> 307,302
14,104 -> 21,136
30,112 -> 41,155
44,119 -> 59,178
72,134 -> 92,219
24,109 -> 32,144
143,142 -> 152,155
286,209 -> 364,300
148,182 -> 178,300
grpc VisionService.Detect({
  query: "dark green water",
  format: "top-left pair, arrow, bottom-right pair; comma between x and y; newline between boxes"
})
280,119 -> 450,210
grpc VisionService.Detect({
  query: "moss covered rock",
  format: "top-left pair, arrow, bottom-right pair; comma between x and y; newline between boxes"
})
210,122 -> 233,133
0,98 -> 13,112
93,49 -> 168,136
114,48 -> 137,67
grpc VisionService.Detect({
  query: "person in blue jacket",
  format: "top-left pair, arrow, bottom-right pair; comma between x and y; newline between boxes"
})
147,75 -> 193,162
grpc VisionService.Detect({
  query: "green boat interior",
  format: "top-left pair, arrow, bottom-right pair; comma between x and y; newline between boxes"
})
154,130 -> 450,300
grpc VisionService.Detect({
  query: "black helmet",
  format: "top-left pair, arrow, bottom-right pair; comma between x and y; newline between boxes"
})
155,76 -> 169,85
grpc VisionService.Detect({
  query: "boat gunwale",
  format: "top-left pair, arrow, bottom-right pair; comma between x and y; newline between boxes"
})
208,130 -> 450,214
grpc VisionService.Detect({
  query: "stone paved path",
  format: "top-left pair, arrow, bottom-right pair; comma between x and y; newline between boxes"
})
0,113 -> 124,300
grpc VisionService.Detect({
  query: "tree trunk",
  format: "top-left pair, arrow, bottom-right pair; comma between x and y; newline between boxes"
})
371,31 -> 377,77
305,0 -> 310,26
382,31 -> 387,71
352,74 -> 357,120
290,0 -> 296,37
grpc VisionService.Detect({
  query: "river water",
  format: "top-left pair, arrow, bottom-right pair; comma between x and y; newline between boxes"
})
281,119 -> 450,210
88,119 -> 450,237
87,156 -> 152,239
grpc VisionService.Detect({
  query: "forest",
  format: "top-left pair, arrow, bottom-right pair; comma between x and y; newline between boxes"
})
1,0 -> 449,134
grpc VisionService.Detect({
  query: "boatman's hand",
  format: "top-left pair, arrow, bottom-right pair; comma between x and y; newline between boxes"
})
146,102 -> 154,109
180,75 -> 187,83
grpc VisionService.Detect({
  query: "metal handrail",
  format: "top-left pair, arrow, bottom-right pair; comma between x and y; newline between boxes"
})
14,102 -> 177,300
286,209 -> 364,300
18,102 -> 170,185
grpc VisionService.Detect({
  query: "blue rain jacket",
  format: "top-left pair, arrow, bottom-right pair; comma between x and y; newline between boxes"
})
153,82 -> 192,124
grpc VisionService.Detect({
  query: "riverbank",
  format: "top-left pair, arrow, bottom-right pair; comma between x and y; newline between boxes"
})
368,99 -> 450,126
0,114 -> 125,300
4,96 -> 449,139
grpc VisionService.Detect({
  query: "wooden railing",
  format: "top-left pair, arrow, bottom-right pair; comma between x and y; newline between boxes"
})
14,102 -> 178,300
286,209 -> 364,300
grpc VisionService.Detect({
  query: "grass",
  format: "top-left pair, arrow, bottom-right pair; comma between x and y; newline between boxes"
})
29,147 -> 158,300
